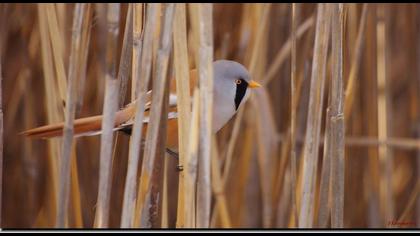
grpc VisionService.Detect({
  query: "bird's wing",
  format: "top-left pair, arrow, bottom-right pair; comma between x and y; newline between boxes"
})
20,69 -> 199,139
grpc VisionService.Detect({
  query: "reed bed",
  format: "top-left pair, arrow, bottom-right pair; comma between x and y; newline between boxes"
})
1,3 -> 420,229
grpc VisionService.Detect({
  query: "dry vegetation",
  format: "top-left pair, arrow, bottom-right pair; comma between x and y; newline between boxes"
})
1,3 -> 420,229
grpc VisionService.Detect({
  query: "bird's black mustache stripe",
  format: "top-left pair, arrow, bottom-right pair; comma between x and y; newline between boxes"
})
234,79 -> 248,110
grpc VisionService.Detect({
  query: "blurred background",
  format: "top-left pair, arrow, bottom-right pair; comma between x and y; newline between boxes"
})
1,3 -> 420,229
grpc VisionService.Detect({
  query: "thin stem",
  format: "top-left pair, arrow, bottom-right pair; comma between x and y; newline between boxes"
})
120,3 -> 157,228
94,3 -> 120,228
134,3 -> 175,227
117,4 -> 133,108
290,2 -> 299,228
329,3 -> 345,228
0,9 -> 3,226
298,4 -> 331,228
190,3 -> 214,228
56,3 -> 86,228
172,3 -> 191,228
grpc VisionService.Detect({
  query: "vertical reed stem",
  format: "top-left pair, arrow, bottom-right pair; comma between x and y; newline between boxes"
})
131,3 -> 143,101
298,3 -> 331,228
344,4 -> 368,122
329,3 -> 345,228
0,17 -> 3,227
118,4 -> 133,108
120,3 -> 157,228
376,4 -> 394,226
290,2 -> 299,228
94,3 -> 120,228
173,3 -> 191,228
56,3 -> 86,228
136,3 -> 175,227
191,3 -> 214,228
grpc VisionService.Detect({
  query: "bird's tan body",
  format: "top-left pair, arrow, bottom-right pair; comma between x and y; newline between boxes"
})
21,69 -> 199,150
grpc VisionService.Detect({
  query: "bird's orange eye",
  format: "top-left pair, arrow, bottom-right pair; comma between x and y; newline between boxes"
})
235,79 -> 242,85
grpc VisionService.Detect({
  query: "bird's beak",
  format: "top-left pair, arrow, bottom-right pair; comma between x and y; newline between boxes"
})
248,80 -> 262,89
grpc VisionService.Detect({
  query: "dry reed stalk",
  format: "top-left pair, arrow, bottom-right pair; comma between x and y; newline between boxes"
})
290,2 -> 299,228
70,142 -> 83,227
317,49 -> 335,228
160,14 -> 176,230
272,28 -> 312,228
161,156 -> 169,228
104,6 -> 134,226
221,108 -> 244,186
247,5 -> 273,227
45,3 -> 67,106
5,69 -> 30,130
280,134 -> 420,150
273,128 -> 292,226
0,4 -> 9,227
94,3 -> 120,228
76,3 -> 92,115
346,4 -> 357,61
190,3 -> 214,228
298,4 -> 331,228
317,105 -> 332,228
290,11 -> 313,229
172,3 -> 191,228
38,3 -> 65,225
344,4 -> 368,121
329,4 -> 345,228
0,18 -> 3,227
56,3 -> 86,228
134,3 -> 175,227
289,25 -> 316,227
218,106 -> 254,227
120,3 -> 157,228
397,180 -> 420,225
93,3 -> 107,104
417,5 -> 420,228
55,3 -> 66,43
185,89 -> 200,227
361,6 -> 381,228
117,4 -> 133,108
347,137 -> 420,150
151,5 -> 162,74
213,105 -> 244,225
418,136 -> 420,227
99,4 -> 131,227
276,166 -> 291,227
247,4 -> 270,74
254,90 -> 278,228
211,137 -> 232,228
376,4 -> 394,226
107,9 -> 134,222
418,128 -> 420,228
131,3 -> 143,101
263,14 -> 314,86
150,64 -> 172,228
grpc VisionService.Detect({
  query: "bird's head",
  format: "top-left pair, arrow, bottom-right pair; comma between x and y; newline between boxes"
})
213,59 -> 261,111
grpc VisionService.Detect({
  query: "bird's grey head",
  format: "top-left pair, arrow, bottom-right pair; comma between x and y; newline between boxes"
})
213,60 -> 258,111
213,60 -> 251,85
211,59 -> 261,133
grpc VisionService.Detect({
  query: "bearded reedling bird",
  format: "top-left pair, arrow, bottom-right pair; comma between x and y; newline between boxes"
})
21,60 -> 261,151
